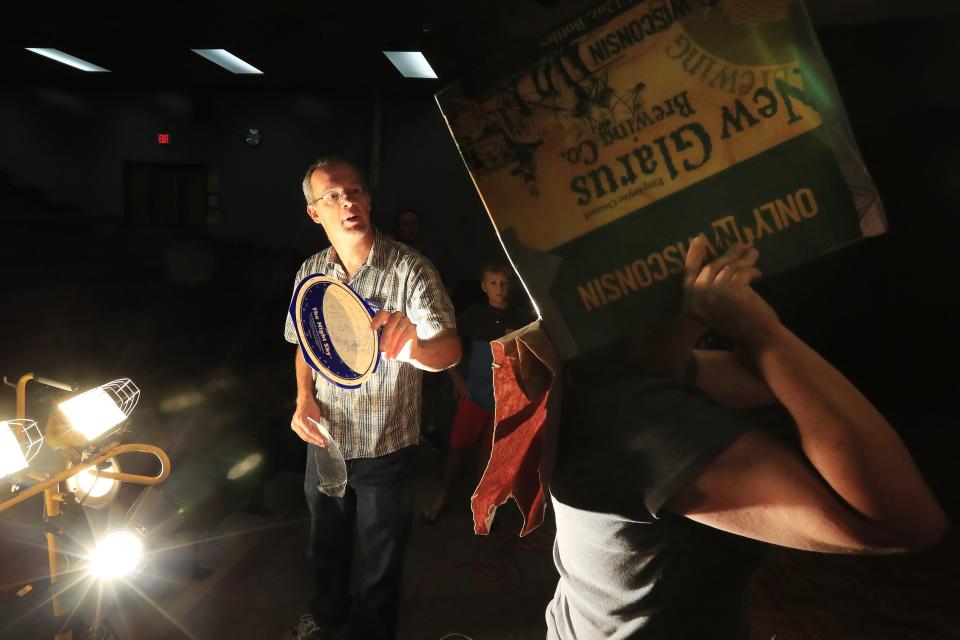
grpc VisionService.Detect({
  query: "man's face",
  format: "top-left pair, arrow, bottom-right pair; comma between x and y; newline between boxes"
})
396,210 -> 420,244
306,163 -> 372,243
481,271 -> 511,307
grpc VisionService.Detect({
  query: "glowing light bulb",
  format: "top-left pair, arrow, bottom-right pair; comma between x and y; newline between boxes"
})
48,379 -> 139,449
66,458 -> 121,508
88,530 -> 145,579
59,388 -> 127,441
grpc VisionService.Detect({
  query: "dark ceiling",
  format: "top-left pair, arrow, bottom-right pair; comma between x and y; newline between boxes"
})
4,0 -> 465,92
4,0 -> 960,93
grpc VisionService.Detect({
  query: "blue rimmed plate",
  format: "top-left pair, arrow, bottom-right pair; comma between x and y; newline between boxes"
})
289,275 -> 380,389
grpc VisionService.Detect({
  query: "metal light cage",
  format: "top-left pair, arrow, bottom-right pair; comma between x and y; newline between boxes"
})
6,418 -> 44,465
100,378 -> 140,419
48,378 -> 142,450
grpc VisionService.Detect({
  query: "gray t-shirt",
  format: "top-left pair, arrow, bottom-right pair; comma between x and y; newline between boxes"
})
546,375 -> 761,639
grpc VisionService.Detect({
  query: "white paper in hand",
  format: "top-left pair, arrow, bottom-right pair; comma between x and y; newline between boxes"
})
308,417 -> 347,498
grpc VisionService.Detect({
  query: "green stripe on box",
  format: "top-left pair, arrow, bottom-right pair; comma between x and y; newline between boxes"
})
548,126 -> 861,355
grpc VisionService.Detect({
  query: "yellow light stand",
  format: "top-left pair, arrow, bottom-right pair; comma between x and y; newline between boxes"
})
1,373 -> 172,640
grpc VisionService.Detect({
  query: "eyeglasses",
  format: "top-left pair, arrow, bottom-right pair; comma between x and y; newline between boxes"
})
310,186 -> 365,206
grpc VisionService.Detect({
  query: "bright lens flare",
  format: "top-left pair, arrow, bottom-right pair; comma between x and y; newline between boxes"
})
0,420 -> 29,476
88,530 -> 144,579
227,453 -> 263,480
59,388 -> 127,441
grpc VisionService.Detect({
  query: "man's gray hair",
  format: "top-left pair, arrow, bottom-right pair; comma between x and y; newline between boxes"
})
301,157 -> 366,204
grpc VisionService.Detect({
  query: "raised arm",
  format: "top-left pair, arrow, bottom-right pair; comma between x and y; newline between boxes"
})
370,255 -> 461,372
624,291 -> 775,410
665,238 -> 948,553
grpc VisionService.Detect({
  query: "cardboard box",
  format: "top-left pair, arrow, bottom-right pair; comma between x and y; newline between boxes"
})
437,0 -> 885,359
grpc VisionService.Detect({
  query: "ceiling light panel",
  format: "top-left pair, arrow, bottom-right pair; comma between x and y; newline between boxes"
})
383,51 -> 437,79
191,49 -> 263,75
25,48 -> 109,72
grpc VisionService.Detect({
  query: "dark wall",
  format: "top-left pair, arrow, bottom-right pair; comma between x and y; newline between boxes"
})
0,17 -> 957,448
0,88 -> 505,282
0,89 -> 375,255
768,20 -> 960,398
376,94 -> 506,286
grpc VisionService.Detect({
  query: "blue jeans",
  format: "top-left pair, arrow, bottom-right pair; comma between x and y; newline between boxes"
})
304,444 -> 416,640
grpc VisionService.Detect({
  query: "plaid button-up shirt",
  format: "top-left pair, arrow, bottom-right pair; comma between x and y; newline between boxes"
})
284,229 -> 456,459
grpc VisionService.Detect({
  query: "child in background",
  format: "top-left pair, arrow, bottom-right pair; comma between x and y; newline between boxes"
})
422,263 -> 535,523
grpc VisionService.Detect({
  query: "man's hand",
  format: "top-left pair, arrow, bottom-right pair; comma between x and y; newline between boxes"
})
371,310 -> 419,362
682,237 -> 780,346
291,397 -> 329,447
370,311 -> 460,371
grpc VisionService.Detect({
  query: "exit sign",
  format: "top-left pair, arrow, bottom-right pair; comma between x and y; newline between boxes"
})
157,133 -> 171,144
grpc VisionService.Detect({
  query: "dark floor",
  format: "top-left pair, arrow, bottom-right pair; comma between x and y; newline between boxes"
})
1,227 -> 957,639
0,444 -> 561,640
1,430 -> 957,640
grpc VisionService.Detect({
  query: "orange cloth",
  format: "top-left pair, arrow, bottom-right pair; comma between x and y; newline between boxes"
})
470,321 -> 561,536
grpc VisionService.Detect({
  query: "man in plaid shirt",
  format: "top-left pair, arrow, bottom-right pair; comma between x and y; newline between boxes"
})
284,157 -> 460,640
